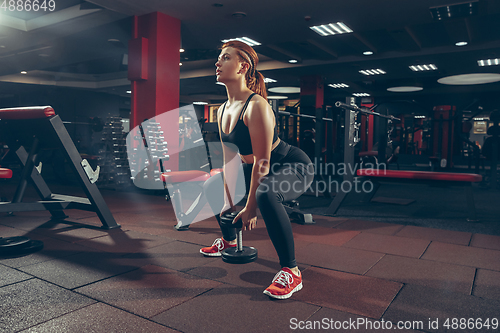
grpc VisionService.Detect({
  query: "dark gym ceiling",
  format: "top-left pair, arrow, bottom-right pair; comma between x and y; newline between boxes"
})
1,0 -> 500,110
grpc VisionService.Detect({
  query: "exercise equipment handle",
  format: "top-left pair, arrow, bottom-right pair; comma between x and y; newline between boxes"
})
335,101 -> 400,121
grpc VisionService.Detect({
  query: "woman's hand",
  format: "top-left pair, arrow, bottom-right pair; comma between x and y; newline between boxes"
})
233,206 -> 258,231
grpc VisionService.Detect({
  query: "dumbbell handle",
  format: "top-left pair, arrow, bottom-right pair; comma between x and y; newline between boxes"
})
237,229 -> 243,252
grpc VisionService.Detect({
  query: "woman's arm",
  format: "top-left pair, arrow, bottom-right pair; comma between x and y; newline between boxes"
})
217,105 -> 240,211
244,97 -> 275,210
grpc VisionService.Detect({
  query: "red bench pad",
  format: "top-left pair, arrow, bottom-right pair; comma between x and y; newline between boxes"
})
210,168 -> 223,176
0,168 -> 13,179
357,169 -> 482,182
161,170 -> 211,183
0,106 -> 55,119
359,151 -> 378,157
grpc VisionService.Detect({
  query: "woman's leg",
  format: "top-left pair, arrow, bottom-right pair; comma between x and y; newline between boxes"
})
202,163 -> 252,242
256,150 -> 314,268
202,171 -> 236,242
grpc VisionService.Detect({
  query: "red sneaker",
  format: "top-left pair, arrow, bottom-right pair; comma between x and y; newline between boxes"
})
200,238 -> 236,257
263,267 -> 302,299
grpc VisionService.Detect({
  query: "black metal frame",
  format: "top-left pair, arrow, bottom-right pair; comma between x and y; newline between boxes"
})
0,114 -> 120,229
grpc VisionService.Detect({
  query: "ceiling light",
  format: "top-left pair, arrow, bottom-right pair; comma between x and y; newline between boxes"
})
410,64 -> 438,71
310,22 -> 353,36
267,95 -> 288,100
353,93 -> 370,97
268,87 -> 300,94
438,73 -> 500,85
221,37 -> 261,46
415,115 -> 426,119
231,12 -> 247,18
180,48 -> 185,53
264,77 -> 277,83
126,90 -> 131,94
20,71 -> 27,74
288,59 -> 298,63
359,69 -> 386,75
179,63 -> 182,66
193,101 -> 208,105
455,41 -> 468,46
0,45 -> 5,48
328,83 -> 349,88
478,58 -> 500,66
387,86 -> 423,92
363,51 -> 373,56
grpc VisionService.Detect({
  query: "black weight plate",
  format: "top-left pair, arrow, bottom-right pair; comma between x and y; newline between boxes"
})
0,240 -> 44,256
221,246 -> 258,264
0,236 -> 31,248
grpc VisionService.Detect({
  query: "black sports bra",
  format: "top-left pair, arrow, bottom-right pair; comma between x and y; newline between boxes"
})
220,93 -> 278,155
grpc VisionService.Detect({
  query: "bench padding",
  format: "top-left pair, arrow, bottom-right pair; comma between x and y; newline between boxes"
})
0,168 -> 12,179
0,106 -> 55,119
161,170 -> 212,183
357,169 -> 482,182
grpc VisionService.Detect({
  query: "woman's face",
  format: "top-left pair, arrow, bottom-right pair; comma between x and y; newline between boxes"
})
215,47 -> 244,83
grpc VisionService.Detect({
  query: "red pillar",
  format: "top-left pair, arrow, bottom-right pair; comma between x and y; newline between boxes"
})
299,75 -> 324,150
129,12 -> 181,171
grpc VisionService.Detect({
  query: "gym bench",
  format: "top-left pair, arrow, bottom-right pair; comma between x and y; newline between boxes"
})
0,106 -> 119,229
357,169 -> 482,222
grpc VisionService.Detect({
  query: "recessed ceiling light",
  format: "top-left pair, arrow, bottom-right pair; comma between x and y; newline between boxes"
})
359,69 -> 386,75
478,58 -> 500,66
328,83 -> 349,88
310,22 -> 353,36
267,95 -> 288,100
288,59 -> 298,63
438,73 -> 500,85
353,93 -> 370,97
221,37 -> 261,46
126,90 -> 131,94
363,51 -> 373,56
410,64 -> 438,71
20,71 -> 27,74
193,101 -> 208,105
387,86 -> 424,92
179,63 -> 182,66
268,87 -> 300,94
180,48 -> 185,53
455,41 -> 468,46
264,77 -> 277,83
231,12 -> 247,18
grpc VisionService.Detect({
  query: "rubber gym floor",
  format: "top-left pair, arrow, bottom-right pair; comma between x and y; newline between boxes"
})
0,174 -> 499,333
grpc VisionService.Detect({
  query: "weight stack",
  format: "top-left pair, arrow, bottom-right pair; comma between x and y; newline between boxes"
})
97,117 -> 132,190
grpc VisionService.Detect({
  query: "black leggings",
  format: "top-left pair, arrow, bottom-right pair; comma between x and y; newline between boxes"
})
203,142 -> 314,268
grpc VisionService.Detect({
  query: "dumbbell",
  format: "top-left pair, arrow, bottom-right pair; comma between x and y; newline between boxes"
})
219,211 -> 258,264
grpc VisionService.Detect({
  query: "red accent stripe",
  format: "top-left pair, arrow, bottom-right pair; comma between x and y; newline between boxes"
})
0,106 -> 55,119
357,169 -> 482,182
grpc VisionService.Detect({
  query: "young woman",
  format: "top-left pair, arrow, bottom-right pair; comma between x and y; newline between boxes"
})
200,40 -> 314,299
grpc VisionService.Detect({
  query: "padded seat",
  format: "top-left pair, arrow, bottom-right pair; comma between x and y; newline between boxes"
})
359,151 -> 378,157
0,168 -> 12,179
161,170 -> 212,183
0,106 -> 55,119
160,169 -> 223,184
357,169 -> 482,182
